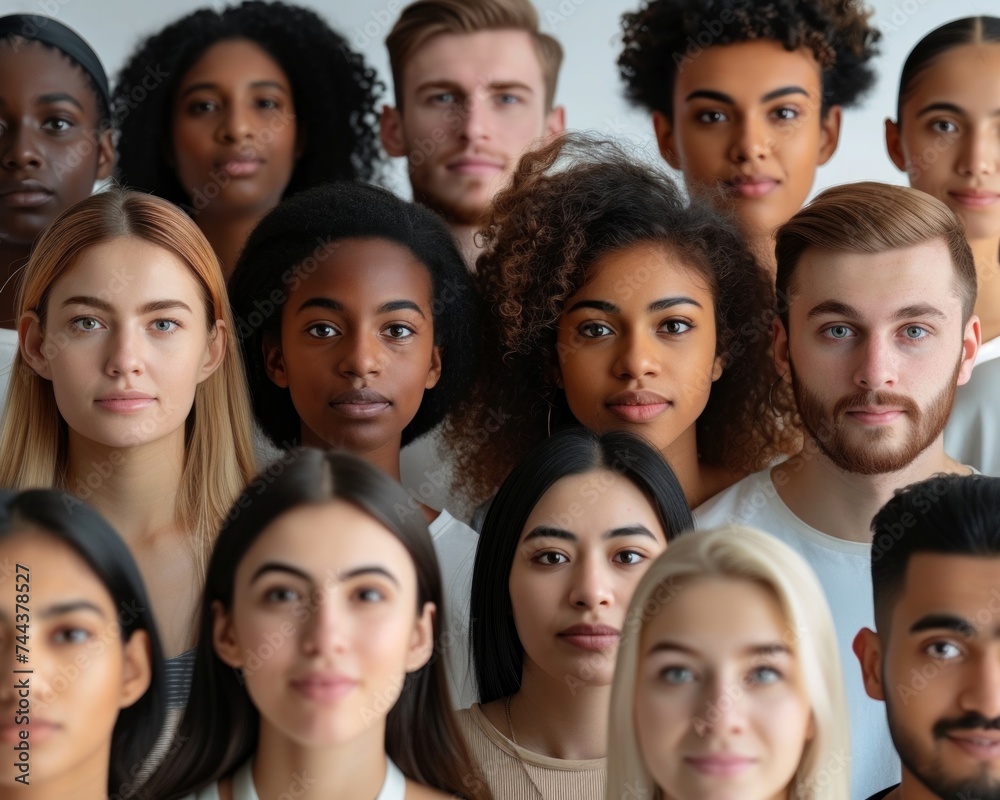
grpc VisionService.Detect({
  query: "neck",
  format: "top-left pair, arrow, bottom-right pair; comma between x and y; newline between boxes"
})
504,663 -> 610,760
251,720 -> 388,800
970,236 -> 1000,343
746,228 -> 777,281
448,223 -> 481,271
660,424 -> 702,507
65,429 -> 185,542
194,209 -> 265,280
0,243 -> 31,330
772,436 -> 966,543
300,427 -> 403,482
0,751 -> 109,800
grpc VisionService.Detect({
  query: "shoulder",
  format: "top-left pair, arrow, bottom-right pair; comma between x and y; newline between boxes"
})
694,467 -> 777,527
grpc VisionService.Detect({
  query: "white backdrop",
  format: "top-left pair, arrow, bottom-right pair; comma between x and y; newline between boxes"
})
5,0 -> 997,198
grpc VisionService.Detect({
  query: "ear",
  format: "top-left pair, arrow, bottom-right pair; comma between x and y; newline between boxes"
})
198,319 -> 228,383
118,629 -> 153,710
957,314 -> 981,387
885,118 -> 907,173
19,311 -> 52,381
852,627 -> 885,702
95,128 -> 115,182
711,353 -> 724,383
772,316 -> 791,380
544,105 -> 566,140
212,599 -> 243,669
817,105 -> 842,166
405,600 -> 436,673
380,105 -> 408,158
263,332 -> 289,389
652,110 -> 681,170
294,123 -> 307,162
424,345 -> 442,390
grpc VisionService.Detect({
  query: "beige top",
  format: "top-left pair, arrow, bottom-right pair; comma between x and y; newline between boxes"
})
456,705 -> 607,800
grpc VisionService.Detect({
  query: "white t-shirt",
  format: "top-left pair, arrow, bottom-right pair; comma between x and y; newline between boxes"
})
401,428 -> 470,521
429,508 -> 478,709
0,327 -> 18,422
695,470 -> 899,800
944,336 -> 1000,477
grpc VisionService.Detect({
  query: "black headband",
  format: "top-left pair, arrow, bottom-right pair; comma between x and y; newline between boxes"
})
0,14 -> 110,113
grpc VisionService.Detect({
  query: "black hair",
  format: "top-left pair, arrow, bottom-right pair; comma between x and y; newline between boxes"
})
871,475 -> 1000,631
0,490 -> 165,798
471,427 -> 693,703
141,448 -> 490,800
618,0 -> 881,119
228,181 -> 479,449
896,16 -> 1000,123
112,1 -> 382,209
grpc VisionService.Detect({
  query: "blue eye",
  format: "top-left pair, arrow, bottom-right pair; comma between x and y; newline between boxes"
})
72,317 -> 102,332
825,325 -> 853,340
748,665 -> 782,685
903,325 -> 928,340
661,666 -> 694,683
152,319 -> 179,333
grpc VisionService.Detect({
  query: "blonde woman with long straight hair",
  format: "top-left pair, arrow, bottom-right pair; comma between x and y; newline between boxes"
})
607,527 -> 850,800
0,188 -> 256,711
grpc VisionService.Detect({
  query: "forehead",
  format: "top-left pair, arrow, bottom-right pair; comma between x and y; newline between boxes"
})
288,238 -> 433,304
0,39 -> 98,112
574,243 -> 714,303
3,528 -> 113,610
892,553 -> 1000,633
179,38 -> 289,86
401,29 -> 545,95
788,240 -> 963,319
674,39 -> 823,102
902,42 -> 1000,114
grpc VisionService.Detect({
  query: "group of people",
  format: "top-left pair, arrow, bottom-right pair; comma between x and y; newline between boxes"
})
0,0 -> 999,799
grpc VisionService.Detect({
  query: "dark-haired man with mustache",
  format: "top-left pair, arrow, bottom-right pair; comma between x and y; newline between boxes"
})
855,474 -> 1000,800
696,181 -> 981,799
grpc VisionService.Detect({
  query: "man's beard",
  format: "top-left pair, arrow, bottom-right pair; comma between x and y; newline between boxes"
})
885,693 -> 1000,800
412,175 -> 492,227
789,358 -> 960,475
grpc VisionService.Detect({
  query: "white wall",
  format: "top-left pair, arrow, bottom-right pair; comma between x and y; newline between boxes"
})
9,0 -> 997,198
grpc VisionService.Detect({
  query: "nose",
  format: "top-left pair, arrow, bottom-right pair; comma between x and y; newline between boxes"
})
219,102 -> 254,144
853,335 -> 898,391
567,554 -> 614,609
299,592 -> 348,657
1,123 -> 43,170
613,331 -> 661,381
956,127 -> 999,179
729,114 -> 773,165
105,327 -> 145,378
695,673 -> 748,736
957,650 -> 1000,722
337,334 -> 382,379
458,92 -> 492,144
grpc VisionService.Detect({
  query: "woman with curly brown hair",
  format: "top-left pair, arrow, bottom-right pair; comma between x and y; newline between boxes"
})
444,134 -> 797,511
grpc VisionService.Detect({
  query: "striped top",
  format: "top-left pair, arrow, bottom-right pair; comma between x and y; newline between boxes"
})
165,648 -> 196,709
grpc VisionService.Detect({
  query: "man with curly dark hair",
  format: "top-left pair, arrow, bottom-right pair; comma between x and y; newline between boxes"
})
619,0 -> 880,274
381,0 -> 565,265
697,182 -> 981,799
113,1 -> 382,276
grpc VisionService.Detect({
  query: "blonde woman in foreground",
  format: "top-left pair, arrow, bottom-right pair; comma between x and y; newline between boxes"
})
607,526 -> 850,800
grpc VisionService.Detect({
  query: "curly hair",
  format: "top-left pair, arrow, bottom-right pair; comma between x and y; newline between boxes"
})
113,1 -> 382,208
228,181 -> 479,450
618,0 -> 880,118
443,134 -> 798,506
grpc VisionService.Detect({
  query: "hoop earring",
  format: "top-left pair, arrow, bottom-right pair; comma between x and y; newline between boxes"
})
546,402 -> 553,438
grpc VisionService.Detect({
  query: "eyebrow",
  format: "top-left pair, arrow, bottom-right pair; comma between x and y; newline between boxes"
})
37,92 -> 85,111
250,562 -> 400,587
564,297 -> 703,315
522,524 -> 660,543
913,101 -> 1000,120
415,80 -> 535,95
295,298 -> 425,318
909,614 -> 980,638
648,640 -> 792,657
179,80 -> 289,99
807,300 -> 946,321
684,86 -> 810,104
40,601 -> 106,620
61,296 -> 194,315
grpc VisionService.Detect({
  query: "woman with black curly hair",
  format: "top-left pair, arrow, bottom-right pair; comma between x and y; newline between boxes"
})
228,181 -> 480,706
113,1 -> 381,276
444,134 -> 797,513
618,0 -> 880,274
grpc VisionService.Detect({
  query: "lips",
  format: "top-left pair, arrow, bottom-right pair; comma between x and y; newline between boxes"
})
843,406 -> 904,426
948,189 -> 1000,210
95,391 -> 156,413
557,623 -> 621,651
0,720 -> 60,745
0,179 -> 55,208
605,390 -> 670,423
329,388 -> 391,419
446,155 -> 505,176
945,731 -> 1000,761
684,753 -> 757,777
216,152 -> 264,178
290,672 -> 358,702
727,176 -> 779,199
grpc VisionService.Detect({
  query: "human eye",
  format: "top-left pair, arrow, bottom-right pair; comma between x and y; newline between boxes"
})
533,551 -> 569,566
930,119 -> 958,135
659,665 -> 695,684
496,92 -> 522,106
613,550 -> 646,566
256,97 -> 281,110
822,324 -> 854,340
696,109 -> 727,124
151,318 -> 180,334
306,322 -> 339,339
187,99 -> 217,115
42,116 -> 75,133
771,106 -> 800,122
71,316 -> 104,333
901,324 -> 929,341
659,319 -> 692,335
264,586 -> 301,604
384,323 -> 415,340
578,321 -> 614,338
925,640 -> 962,661
354,586 -> 386,603
51,626 -> 91,645
429,92 -> 457,106
747,665 -> 782,685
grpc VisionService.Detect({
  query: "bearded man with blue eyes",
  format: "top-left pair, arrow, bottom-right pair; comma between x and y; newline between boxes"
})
695,181 -> 981,800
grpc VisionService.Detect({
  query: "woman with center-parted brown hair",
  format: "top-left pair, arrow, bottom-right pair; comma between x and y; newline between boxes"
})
0,188 -> 256,717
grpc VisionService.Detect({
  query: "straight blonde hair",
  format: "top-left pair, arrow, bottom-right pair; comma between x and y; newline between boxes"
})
606,527 -> 850,800
0,188 -> 256,569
